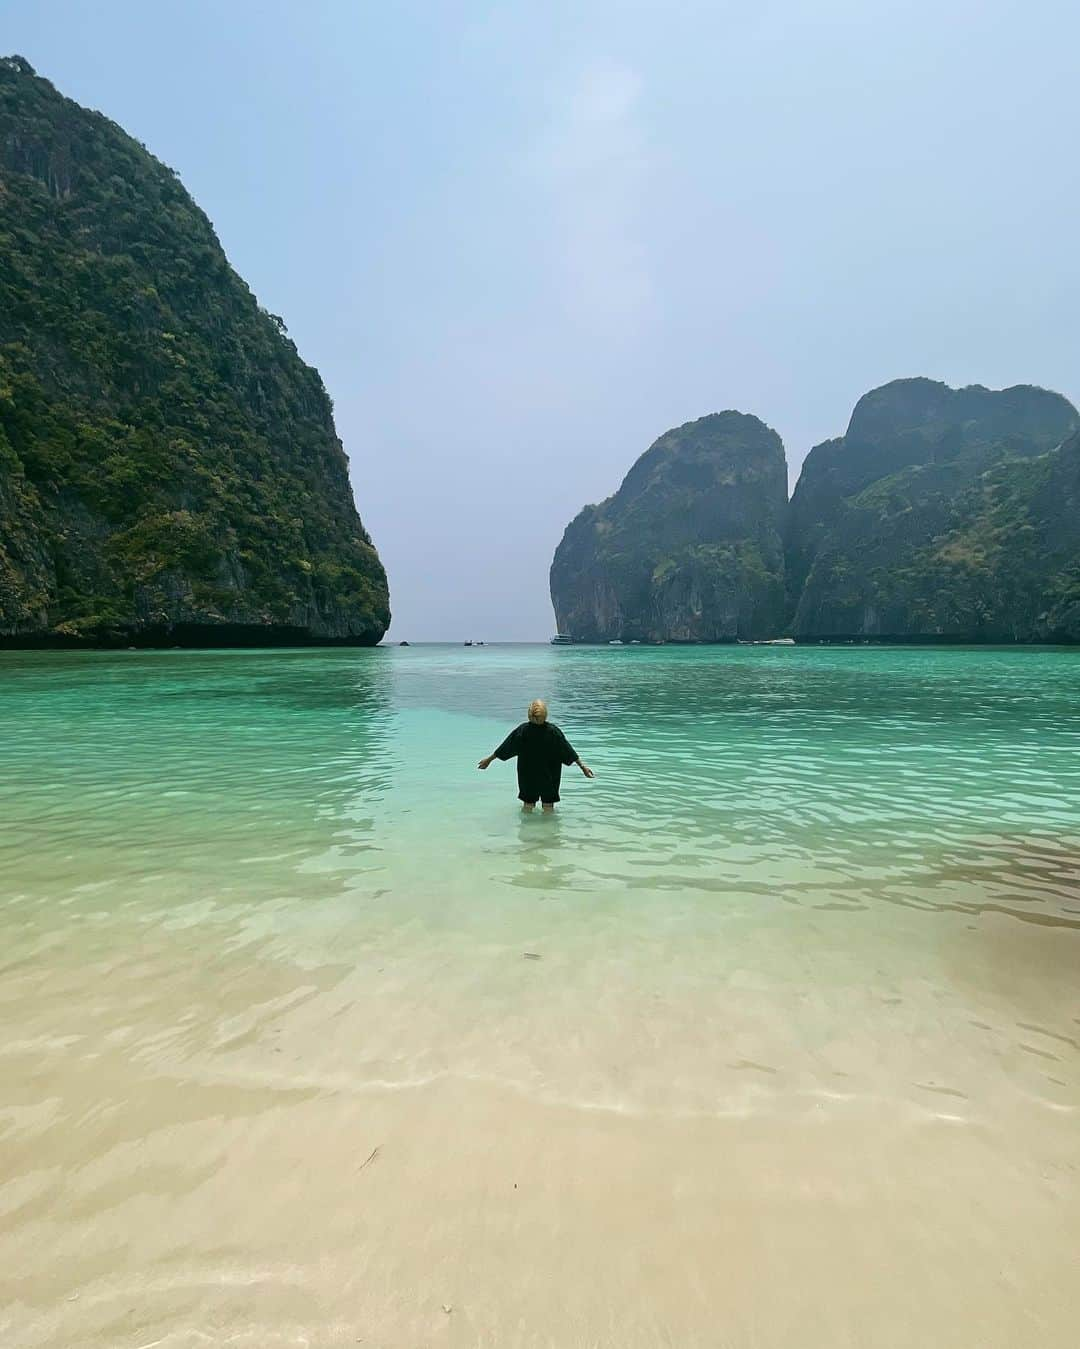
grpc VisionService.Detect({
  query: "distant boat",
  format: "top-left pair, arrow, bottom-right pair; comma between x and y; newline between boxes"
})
464,640 -> 473,646
629,640 -> 641,645
550,634 -> 573,645
609,639 -> 624,645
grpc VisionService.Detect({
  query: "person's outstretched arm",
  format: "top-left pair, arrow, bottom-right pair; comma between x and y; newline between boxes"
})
559,730 -> 595,778
479,727 -> 519,770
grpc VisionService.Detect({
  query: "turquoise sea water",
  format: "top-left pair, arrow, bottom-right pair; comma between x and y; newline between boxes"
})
2,643 -> 1079,1348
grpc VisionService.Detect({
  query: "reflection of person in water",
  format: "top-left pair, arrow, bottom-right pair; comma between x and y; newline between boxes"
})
478,699 -> 594,812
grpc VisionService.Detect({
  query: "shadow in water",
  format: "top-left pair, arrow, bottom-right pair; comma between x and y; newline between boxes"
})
507,809 -> 582,892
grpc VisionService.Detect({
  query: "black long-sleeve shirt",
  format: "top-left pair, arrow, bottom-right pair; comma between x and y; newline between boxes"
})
495,721 -> 578,803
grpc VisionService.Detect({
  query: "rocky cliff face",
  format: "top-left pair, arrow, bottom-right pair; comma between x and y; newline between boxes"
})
0,56 -> 389,646
786,378 -> 1079,641
550,412 -> 788,642
1032,426 -> 1080,639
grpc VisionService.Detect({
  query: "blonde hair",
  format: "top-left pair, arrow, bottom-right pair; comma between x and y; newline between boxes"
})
527,699 -> 548,724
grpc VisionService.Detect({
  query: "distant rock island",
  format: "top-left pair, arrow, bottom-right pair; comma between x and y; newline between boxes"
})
551,379 -> 1080,644
550,412 -> 788,643
0,56 -> 389,647
787,379 -> 1079,642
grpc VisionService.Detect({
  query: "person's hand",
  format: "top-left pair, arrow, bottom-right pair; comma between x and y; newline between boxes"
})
579,762 -> 595,778
478,756 -> 493,770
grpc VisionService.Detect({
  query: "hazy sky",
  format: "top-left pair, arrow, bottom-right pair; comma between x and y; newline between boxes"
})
5,0 -> 1079,638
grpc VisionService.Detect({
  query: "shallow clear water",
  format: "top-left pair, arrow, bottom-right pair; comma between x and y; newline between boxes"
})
1,644 -> 1079,1347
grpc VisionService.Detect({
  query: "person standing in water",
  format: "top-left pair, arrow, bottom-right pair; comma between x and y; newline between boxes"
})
478,699 -> 594,811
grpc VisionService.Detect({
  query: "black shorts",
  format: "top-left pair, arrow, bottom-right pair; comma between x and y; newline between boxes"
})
518,769 -> 561,805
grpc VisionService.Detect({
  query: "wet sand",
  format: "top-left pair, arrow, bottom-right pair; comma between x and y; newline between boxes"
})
6,1074 -> 1079,1349
3,887 -> 1079,1349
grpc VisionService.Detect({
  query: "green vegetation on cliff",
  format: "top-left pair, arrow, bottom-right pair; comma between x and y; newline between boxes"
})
787,379 -> 1079,641
0,56 -> 389,645
550,412 -> 787,642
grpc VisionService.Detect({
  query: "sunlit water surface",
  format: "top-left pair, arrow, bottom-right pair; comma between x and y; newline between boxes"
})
1,644 -> 1078,1348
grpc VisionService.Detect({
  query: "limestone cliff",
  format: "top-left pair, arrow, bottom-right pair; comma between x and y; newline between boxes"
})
0,56 -> 389,646
550,412 -> 788,642
786,378 -> 1079,641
